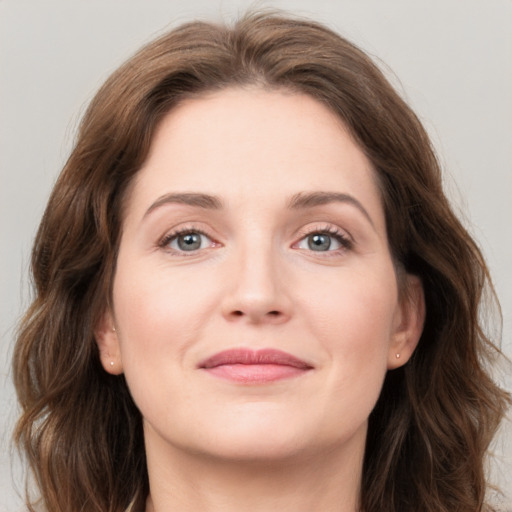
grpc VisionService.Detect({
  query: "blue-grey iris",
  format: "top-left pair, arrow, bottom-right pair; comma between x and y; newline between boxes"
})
178,233 -> 202,251
308,234 -> 331,251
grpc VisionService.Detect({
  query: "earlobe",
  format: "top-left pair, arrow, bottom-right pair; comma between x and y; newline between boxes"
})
94,310 -> 123,375
388,274 -> 425,369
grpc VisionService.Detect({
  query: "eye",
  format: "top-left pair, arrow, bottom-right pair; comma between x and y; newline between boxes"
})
163,230 -> 214,252
295,229 -> 351,252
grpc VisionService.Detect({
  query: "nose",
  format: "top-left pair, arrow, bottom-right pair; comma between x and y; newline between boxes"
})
221,242 -> 293,325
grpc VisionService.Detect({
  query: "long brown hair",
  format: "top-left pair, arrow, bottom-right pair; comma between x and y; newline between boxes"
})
13,12 -> 510,512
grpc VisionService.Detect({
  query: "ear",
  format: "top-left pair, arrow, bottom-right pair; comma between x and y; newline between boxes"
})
388,274 -> 425,369
94,310 -> 123,375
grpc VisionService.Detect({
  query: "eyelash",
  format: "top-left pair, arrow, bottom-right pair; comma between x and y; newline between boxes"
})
157,224 -> 353,254
294,225 -> 353,253
158,226 -> 216,253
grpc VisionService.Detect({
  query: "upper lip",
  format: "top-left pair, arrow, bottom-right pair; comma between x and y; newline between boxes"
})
198,348 -> 313,370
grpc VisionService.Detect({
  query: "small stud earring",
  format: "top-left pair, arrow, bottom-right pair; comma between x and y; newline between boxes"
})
395,353 -> 401,359
112,326 -> 116,332
110,361 -> 115,367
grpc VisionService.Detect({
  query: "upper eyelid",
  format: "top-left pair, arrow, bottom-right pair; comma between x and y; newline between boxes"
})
294,223 -> 353,242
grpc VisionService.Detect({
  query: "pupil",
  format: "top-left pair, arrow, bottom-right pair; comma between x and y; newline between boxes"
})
178,233 -> 201,251
308,234 -> 331,251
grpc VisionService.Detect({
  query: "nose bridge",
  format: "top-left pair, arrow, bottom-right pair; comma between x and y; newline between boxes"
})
239,235 -> 278,297
223,228 -> 290,323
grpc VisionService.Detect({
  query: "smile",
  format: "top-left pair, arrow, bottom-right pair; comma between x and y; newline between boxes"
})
198,348 -> 314,383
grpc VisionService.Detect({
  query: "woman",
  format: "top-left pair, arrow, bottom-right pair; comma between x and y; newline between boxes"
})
12,12 -> 510,512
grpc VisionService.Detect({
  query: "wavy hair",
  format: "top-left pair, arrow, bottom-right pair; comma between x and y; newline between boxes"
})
13,12 -> 510,512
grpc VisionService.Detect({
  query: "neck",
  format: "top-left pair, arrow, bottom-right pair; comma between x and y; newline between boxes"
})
143,428 -> 364,512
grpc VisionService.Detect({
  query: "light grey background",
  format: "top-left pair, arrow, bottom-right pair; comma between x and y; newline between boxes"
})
1,1 -> 511,510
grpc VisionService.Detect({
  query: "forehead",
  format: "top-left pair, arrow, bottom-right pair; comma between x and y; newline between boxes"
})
124,88 -> 384,229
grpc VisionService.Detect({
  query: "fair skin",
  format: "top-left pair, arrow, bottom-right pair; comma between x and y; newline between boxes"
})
96,88 -> 424,512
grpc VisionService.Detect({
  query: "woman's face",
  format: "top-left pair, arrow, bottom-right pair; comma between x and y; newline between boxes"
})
97,88 -> 423,464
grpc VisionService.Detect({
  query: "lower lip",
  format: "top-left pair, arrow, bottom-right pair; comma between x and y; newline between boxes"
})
203,364 -> 310,383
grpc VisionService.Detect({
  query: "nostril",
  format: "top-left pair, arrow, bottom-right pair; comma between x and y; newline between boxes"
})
230,310 -> 281,318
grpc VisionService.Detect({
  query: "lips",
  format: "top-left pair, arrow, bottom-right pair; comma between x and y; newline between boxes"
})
198,348 -> 313,383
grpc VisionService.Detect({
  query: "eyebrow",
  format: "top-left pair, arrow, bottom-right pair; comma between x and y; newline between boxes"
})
144,192 -> 223,218
143,190 -> 374,227
288,191 -> 375,227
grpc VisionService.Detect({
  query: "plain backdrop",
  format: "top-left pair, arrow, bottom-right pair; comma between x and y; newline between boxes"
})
1,0 -> 511,510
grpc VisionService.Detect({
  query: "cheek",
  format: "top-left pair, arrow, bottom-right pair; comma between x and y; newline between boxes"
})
111,258 -> 220,370
111,260 -> 222,427
300,263 -> 398,379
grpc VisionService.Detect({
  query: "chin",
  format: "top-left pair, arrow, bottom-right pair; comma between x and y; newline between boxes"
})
186,406 -> 355,464
198,430 -> 312,463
